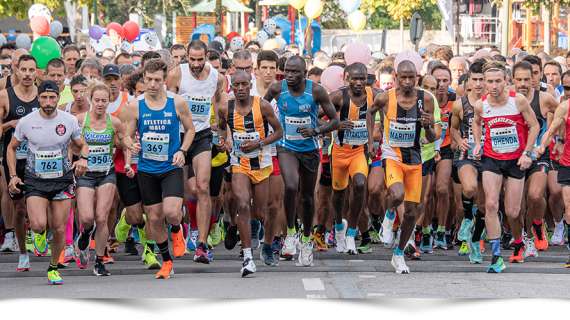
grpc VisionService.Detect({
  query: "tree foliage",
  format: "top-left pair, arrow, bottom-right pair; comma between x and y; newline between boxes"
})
0,0 -> 65,19
361,0 -> 437,21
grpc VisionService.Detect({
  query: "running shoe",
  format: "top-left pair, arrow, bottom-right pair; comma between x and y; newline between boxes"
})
0,231 -> 18,252
208,220 -> 223,247
281,234 -> 298,258
550,221 -> 566,246
468,241 -> 483,264
63,245 -> 75,264
370,229 -> 381,244
325,231 -> 335,247
33,230 -> 48,257
313,231 -> 328,251
251,219 -> 261,250
532,222 -> 549,251
391,254 -> 410,274
434,231 -> 447,250
335,219 -> 348,253
57,250 -> 68,268
487,257 -> 506,273
260,243 -> 277,266
420,233 -> 433,254
47,269 -> 64,285
458,241 -> 469,256
114,209 -> 130,243
171,229 -> 186,258
93,261 -> 111,276
224,226 -> 238,250
124,237 -> 139,256
381,210 -> 396,247
193,244 -> 210,264
509,242 -> 525,263
565,255 -> 570,268
501,231 -> 513,250
357,238 -> 373,254
297,241 -> 314,267
404,240 -> 421,260
445,232 -> 455,250
155,260 -> 173,279
102,248 -> 115,264
108,239 -> 119,253
458,219 -> 474,242
241,257 -> 256,277
142,245 -> 161,270
524,236 -> 538,258
346,236 -> 357,255
16,254 -> 30,272
76,246 -> 89,269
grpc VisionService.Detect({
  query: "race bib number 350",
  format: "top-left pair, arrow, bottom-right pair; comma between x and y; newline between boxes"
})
142,132 -> 170,162
490,126 -> 519,154
34,149 -> 63,179
88,145 -> 112,172
285,116 -> 311,141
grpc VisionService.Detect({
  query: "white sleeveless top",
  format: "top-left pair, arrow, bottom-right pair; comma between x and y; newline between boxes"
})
179,63 -> 218,133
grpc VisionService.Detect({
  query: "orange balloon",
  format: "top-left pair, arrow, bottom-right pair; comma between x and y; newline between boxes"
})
30,16 -> 50,36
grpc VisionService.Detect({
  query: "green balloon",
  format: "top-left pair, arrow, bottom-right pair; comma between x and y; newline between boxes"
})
30,36 -> 61,70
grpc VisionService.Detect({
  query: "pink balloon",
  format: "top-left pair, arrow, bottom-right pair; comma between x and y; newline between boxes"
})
394,50 -> 423,74
344,42 -> 372,66
321,65 -> 345,93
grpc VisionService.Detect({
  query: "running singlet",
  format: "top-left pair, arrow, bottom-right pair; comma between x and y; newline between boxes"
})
381,88 -> 424,165
420,92 -> 441,163
109,91 -> 137,174
228,96 -> 272,170
178,63 -> 218,133
439,92 -> 457,148
456,96 -> 485,160
334,87 -> 373,148
137,93 -> 181,174
277,79 -> 319,152
13,110 -> 80,180
3,87 -> 39,161
82,113 -> 115,174
481,91 -> 528,160
559,100 -> 570,166
529,90 -> 548,154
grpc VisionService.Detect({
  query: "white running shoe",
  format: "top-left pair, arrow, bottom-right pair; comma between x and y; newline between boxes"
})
346,235 -> 357,255
241,257 -> 256,277
16,254 -> 30,272
281,234 -> 298,257
335,220 -> 348,253
0,232 -> 18,252
550,221 -> 565,246
297,241 -> 314,267
524,236 -> 538,258
391,254 -> 410,274
382,210 -> 396,247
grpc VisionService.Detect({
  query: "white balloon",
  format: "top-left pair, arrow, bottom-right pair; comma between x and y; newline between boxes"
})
230,36 -> 244,52
256,31 -> 269,45
263,19 -> 277,36
49,20 -> 63,38
338,0 -> 361,14
15,34 -> 31,50
0,34 -> 6,46
28,4 -> 52,21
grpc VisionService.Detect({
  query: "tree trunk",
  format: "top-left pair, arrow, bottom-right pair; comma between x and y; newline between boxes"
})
215,0 -> 223,35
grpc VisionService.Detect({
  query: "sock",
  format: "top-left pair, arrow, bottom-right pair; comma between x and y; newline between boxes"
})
135,222 -> 145,229
422,226 -> 431,235
472,213 -> 486,242
78,225 -> 94,250
47,263 -> 58,272
393,247 -> 404,256
437,225 -> 445,233
335,223 -> 344,232
186,199 -> 198,230
5,228 -> 14,233
209,213 -> 218,230
462,194 -> 474,220
347,228 -> 357,238
287,227 -> 296,236
157,240 -> 172,262
361,230 -> 370,242
243,248 -> 252,259
489,238 -> 501,257
301,234 -> 311,243
170,224 -> 181,233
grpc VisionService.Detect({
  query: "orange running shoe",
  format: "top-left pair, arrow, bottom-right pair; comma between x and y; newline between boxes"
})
532,223 -> 549,251
102,247 -> 115,264
89,239 -> 95,250
509,242 -> 525,263
172,229 -> 186,258
313,231 -> 328,251
57,250 -> 67,268
155,260 -> 173,279
480,240 -> 485,253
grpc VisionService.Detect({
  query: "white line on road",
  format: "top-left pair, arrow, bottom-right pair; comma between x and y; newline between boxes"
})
306,294 -> 327,299
302,278 -> 325,291
349,259 -> 364,263
367,293 -> 386,297
358,275 -> 377,279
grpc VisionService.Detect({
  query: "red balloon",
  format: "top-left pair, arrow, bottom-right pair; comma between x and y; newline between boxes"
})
226,32 -> 239,42
30,16 -> 50,36
106,22 -> 124,39
122,21 -> 140,42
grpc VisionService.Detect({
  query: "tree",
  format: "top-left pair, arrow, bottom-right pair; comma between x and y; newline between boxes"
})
361,0 -> 437,21
0,0 -> 66,19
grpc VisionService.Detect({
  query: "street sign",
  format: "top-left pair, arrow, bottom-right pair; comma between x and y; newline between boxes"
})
410,12 -> 424,46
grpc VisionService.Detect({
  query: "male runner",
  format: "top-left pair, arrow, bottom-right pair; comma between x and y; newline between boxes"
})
59,75 -> 89,115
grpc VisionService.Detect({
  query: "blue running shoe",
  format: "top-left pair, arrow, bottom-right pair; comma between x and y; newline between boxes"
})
487,256 -> 506,273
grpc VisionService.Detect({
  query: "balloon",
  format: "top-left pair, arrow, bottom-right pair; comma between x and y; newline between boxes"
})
263,18 -> 277,36
213,36 -> 226,50
344,41 -> 371,65
15,34 -> 32,50
143,32 -> 159,48
106,22 -> 124,44
347,10 -> 366,32
120,41 -> 133,52
122,21 -> 140,42
0,34 -> 6,46
256,30 -> 269,45
30,36 -> 61,69
230,36 -> 244,52
262,39 -> 279,51
289,0 -> 307,10
89,25 -> 103,40
28,4 -> 52,21
276,37 -> 287,50
226,31 -> 240,42
394,50 -> 423,74
321,66 -> 345,93
49,20 -> 63,38
304,0 -> 324,20
339,0 -> 361,14
30,16 -> 50,36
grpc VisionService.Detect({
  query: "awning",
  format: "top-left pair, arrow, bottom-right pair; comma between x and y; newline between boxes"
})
188,0 -> 254,13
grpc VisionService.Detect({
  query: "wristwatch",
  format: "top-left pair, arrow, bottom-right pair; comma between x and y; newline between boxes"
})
523,150 -> 532,158
80,154 -> 89,160
314,127 -> 322,136
178,148 -> 187,156
258,140 -> 264,149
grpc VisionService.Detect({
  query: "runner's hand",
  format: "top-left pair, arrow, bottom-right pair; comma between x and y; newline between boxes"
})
534,145 -> 545,158
434,151 -> 441,162
240,140 -> 259,153
518,153 -> 532,170
172,151 -> 185,167
472,143 -> 481,160
419,110 -> 434,128
8,176 -> 23,194
339,120 -> 354,131
129,142 -> 141,154
299,127 -> 317,138
459,138 -> 470,153
125,165 -> 135,178
72,158 -> 88,176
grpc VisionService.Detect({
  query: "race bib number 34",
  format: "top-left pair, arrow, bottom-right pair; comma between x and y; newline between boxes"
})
285,116 -> 311,141
34,149 -> 63,179
490,126 -> 519,154
142,132 -> 170,162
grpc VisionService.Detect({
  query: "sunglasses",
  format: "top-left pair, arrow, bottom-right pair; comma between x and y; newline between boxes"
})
1,64 -> 11,71
563,85 -> 570,91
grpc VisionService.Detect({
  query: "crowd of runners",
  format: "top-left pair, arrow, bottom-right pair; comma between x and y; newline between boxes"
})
0,37 -> 569,285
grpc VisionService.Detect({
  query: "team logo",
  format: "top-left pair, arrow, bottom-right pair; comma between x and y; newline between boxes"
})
15,105 -> 25,116
56,124 -> 66,136
299,104 -> 311,113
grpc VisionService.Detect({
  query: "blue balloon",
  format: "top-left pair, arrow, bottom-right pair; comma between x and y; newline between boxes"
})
339,0 -> 361,14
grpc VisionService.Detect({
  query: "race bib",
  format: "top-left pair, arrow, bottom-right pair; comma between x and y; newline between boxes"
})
441,121 -> 449,139
88,145 -> 112,172
285,116 -> 312,141
388,122 -> 416,148
16,140 -> 28,160
490,126 -> 519,154
186,96 -> 211,123
34,149 -> 63,179
141,132 -> 170,162
343,120 -> 368,146
233,131 -> 260,158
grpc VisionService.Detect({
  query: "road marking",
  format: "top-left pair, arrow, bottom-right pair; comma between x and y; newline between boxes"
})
306,294 -> 327,299
358,275 -> 376,279
349,259 -> 364,263
302,278 -> 325,291
367,293 -> 386,297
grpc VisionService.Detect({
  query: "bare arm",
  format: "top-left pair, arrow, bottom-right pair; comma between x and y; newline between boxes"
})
472,100 -> 483,155
111,116 -> 127,149
175,95 -> 195,152
212,74 -> 227,126
421,93 -> 437,143
166,66 -> 181,93
366,92 -> 387,156
259,99 -> 283,146
6,136 -> 21,177
450,99 -> 466,150
539,101 -> 568,152
517,94 -> 540,153
121,100 -> 139,150
313,84 -> 339,135
263,82 -> 281,105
